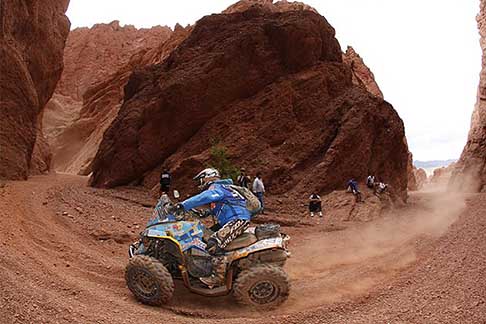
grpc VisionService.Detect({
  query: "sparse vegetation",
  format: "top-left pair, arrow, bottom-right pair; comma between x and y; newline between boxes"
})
208,141 -> 239,181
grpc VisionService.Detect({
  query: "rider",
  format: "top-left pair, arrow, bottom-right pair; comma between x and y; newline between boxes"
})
171,168 -> 251,286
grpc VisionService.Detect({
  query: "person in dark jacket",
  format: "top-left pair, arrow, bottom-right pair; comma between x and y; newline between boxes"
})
236,168 -> 251,189
159,169 -> 171,196
309,193 -> 323,217
347,179 -> 362,202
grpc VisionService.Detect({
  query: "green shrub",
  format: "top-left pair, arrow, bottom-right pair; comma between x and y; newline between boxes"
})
208,143 -> 239,181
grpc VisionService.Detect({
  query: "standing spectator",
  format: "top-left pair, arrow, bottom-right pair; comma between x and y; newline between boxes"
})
252,172 -> 265,214
308,192 -> 323,217
159,169 -> 171,196
237,168 -> 251,189
347,179 -> 362,202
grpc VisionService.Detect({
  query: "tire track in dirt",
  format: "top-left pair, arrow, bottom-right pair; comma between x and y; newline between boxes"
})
0,174 -> 467,322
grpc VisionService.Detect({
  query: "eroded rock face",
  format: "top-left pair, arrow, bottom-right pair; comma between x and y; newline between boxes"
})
44,22 -> 173,173
343,46 -> 384,99
30,110 -> 53,175
0,0 -> 70,180
414,168 -> 427,190
407,151 -> 418,191
56,21 -> 172,100
223,0 -> 318,14
451,0 -> 486,192
90,8 -> 409,201
408,165 -> 427,191
432,163 -> 456,187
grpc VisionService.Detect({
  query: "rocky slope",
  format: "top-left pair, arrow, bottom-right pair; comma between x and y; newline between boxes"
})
89,7 -> 409,202
44,22 -> 173,173
343,46 -> 384,98
451,0 -> 486,192
0,0 -> 70,180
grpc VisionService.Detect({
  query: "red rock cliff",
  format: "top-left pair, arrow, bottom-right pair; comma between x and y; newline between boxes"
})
89,7 -> 409,201
0,0 -> 70,180
223,0 -> 318,14
343,46 -> 384,99
56,21 -> 172,100
44,22 -> 173,173
450,0 -> 486,192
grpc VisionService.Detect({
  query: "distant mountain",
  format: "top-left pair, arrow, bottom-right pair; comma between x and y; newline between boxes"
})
413,159 -> 457,169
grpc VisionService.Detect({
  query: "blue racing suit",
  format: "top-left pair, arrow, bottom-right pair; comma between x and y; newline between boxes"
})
180,179 -> 251,226
181,179 -> 251,254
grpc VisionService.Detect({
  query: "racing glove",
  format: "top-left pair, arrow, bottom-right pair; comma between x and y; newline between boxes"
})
166,203 -> 184,218
200,209 -> 213,218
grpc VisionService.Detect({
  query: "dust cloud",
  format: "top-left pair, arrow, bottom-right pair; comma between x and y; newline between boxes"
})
283,184 -> 466,313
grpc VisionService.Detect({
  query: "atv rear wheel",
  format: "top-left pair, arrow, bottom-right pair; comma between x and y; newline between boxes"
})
125,255 -> 174,306
233,264 -> 289,308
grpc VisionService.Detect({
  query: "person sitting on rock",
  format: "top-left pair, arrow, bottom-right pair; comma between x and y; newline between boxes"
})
374,182 -> 388,195
309,192 -> 323,218
366,175 -> 375,189
347,179 -> 362,202
169,168 -> 251,287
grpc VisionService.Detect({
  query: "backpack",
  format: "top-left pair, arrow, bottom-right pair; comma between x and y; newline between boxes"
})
228,184 -> 262,216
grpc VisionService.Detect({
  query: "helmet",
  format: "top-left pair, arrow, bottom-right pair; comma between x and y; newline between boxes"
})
193,168 -> 220,189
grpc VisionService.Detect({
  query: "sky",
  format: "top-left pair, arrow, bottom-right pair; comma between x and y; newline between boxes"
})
66,0 -> 481,161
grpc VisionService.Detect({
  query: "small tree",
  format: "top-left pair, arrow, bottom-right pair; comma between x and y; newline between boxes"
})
209,143 -> 239,181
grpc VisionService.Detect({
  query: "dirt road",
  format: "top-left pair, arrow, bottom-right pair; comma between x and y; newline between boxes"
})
0,174 -> 484,323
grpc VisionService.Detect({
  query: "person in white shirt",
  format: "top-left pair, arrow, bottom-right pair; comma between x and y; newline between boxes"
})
252,172 -> 265,214
366,175 -> 375,189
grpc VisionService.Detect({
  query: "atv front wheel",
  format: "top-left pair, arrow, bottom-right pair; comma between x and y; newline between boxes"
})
125,255 -> 174,306
233,264 -> 289,308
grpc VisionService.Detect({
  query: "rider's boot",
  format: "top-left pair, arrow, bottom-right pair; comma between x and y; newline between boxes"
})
200,237 -> 227,287
199,255 -> 227,288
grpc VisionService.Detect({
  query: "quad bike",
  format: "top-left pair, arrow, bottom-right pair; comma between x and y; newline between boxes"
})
125,193 -> 291,309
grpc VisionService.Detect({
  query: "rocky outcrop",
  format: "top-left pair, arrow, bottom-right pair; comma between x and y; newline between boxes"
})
48,1 -> 384,179
450,0 -> 486,192
407,151 -> 418,191
432,162 -> 456,186
408,165 -> 427,191
343,46 -> 384,99
0,0 -> 70,180
44,22 -> 173,173
223,0 -> 318,14
414,167 -> 427,190
30,111 -> 53,175
55,21 -> 171,100
90,8 -> 409,202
